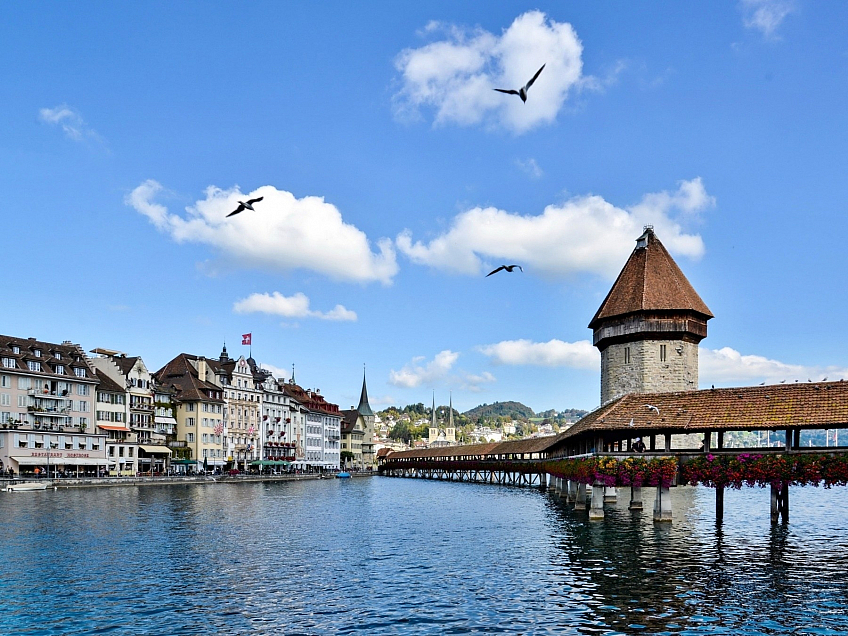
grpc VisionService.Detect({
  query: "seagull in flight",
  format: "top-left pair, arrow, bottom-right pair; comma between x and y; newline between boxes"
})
226,196 -> 264,218
627,418 -> 635,427
494,64 -> 545,103
486,265 -> 523,277
644,404 -> 660,415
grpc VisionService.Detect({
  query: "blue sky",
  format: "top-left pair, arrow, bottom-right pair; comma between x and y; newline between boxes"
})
3,1 -> 848,413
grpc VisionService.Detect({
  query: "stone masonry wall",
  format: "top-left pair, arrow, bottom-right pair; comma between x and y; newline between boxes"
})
600,339 -> 699,405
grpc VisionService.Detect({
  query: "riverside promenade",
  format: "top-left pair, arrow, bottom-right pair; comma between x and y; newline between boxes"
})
1,471 -> 373,490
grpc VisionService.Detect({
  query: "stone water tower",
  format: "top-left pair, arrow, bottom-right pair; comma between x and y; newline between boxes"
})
590,226 -> 713,405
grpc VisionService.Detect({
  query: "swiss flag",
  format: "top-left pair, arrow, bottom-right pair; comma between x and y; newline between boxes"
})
242,333 -> 252,345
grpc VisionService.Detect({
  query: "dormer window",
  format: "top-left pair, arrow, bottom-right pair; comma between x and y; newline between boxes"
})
55,365 -> 65,375
28,361 -> 42,372
55,352 -> 62,360
33,349 -> 41,357
2,358 -> 14,369
11,346 -> 20,354
74,367 -> 86,378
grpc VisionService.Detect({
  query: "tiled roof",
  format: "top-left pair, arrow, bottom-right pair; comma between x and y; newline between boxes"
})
94,369 -> 125,394
562,381 -> 848,439
589,228 -> 712,328
112,356 -> 140,376
153,354 -> 224,403
0,334 -> 95,381
341,410 -> 359,434
384,435 -> 562,460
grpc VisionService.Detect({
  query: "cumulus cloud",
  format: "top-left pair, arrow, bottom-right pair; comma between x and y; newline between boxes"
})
700,347 -> 848,385
127,180 -> 397,284
39,105 -> 100,141
478,339 -> 599,369
740,0 -> 795,37
233,292 -> 357,322
394,11 -> 591,133
389,350 -> 460,388
397,178 -> 712,278
459,371 -> 497,393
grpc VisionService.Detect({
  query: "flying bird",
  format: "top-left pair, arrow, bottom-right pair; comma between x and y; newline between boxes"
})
644,404 -> 660,415
226,196 -> 264,218
627,418 -> 635,427
486,265 -> 523,277
494,64 -> 546,103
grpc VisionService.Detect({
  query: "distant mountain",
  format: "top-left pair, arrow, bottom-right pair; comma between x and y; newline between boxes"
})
463,401 -> 535,421
537,408 -> 589,423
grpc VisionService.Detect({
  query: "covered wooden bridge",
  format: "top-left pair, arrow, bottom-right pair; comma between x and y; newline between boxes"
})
378,381 -> 848,524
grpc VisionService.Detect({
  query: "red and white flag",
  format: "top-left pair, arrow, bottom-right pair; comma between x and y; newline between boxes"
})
242,333 -> 252,345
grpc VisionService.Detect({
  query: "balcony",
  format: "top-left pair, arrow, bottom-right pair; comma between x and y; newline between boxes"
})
28,389 -> 71,400
27,405 -> 72,416
130,402 -> 154,412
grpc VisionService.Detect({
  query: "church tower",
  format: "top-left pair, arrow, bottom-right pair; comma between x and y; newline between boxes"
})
445,393 -> 456,443
357,368 -> 376,467
590,226 -> 713,405
428,393 -> 439,444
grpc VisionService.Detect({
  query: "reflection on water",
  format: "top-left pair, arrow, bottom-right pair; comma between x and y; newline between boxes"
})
0,479 -> 846,635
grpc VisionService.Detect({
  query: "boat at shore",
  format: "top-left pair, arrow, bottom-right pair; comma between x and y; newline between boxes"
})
335,472 -> 351,479
6,481 -> 49,492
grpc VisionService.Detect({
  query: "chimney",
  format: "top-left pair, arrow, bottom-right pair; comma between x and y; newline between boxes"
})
197,357 -> 207,380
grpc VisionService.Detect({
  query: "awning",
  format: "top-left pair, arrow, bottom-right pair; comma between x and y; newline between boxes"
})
97,424 -> 130,431
139,445 -> 172,455
11,456 -> 48,466
62,457 -> 108,466
154,416 -> 177,425
171,459 -> 198,465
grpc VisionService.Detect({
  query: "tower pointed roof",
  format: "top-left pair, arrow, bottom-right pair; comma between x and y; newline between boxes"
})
589,227 -> 713,329
357,368 -> 374,417
431,393 -> 437,428
448,393 -> 453,428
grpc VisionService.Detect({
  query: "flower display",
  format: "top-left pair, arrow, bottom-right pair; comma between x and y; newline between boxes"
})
679,452 -> 848,489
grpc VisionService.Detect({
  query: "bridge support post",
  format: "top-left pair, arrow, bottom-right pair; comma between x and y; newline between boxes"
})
771,483 -> 789,524
716,486 -> 724,524
557,478 -> 567,498
567,480 -> 577,503
603,487 -> 617,503
653,486 -> 672,522
574,483 -> 587,510
589,482 -> 605,520
629,486 -> 643,511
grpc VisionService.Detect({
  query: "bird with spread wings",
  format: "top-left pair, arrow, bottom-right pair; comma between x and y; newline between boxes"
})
486,265 -> 523,277
226,196 -> 264,218
494,64 -> 546,103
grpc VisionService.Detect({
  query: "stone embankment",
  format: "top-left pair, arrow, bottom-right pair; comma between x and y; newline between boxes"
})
1,472 -> 373,490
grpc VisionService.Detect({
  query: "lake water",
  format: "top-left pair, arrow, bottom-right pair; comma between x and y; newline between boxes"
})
1,477 -> 846,635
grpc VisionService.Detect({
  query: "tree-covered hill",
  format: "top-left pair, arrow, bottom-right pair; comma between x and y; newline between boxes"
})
463,401 -> 535,421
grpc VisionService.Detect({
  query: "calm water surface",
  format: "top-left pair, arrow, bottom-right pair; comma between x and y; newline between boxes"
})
1,477 -> 846,635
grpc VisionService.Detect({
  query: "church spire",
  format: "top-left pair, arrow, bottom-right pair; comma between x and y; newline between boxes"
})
357,366 -> 374,416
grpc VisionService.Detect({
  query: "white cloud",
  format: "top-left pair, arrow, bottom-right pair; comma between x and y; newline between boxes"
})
127,180 -> 397,284
394,11 -> 591,133
397,178 -> 712,278
515,157 -> 544,179
459,371 -> 497,393
259,363 -> 289,382
389,350 -> 460,388
478,339 -> 599,369
39,105 -> 100,141
700,347 -> 848,385
740,0 -> 795,37
233,292 -> 357,322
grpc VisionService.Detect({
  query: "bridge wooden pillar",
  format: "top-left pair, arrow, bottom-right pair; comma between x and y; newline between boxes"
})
589,481 -> 605,520
629,486 -> 643,511
716,486 -> 724,524
574,483 -> 587,510
603,487 -> 617,503
567,480 -> 578,504
771,483 -> 789,524
653,486 -> 672,522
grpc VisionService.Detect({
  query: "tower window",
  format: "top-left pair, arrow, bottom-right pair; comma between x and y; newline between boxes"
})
624,347 -> 631,364
660,345 -> 667,362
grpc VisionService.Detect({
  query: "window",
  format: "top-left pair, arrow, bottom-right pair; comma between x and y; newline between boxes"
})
28,361 -> 42,372
11,346 -> 19,354
55,365 -> 65,375
17,395 -> 26,408
186,417 -> 195,427
33,349 -> 41,357
624,347 -> 631,364
54,352 -> 61,360
187,433 -> 195,442
0,394 -> 8,407
659,344 -> 667,362
77,384 -> 89,396
77,401 -> 89,412
0,375 -> 8,388
186,403 -> 195,412
74,367 -> 86,378
2,358 -> 14,368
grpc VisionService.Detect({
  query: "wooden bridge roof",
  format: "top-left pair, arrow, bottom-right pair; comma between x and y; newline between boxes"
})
561,381 -> 848,439
382,435 -> 563,460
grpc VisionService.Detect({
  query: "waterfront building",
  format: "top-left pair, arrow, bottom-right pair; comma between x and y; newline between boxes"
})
277,381 -> 340,471
340,408 -> 364,469
590,226 -> 713,405
154,354 -> 225,471
281,379 -> 309,467
211,346 -> 261,471
252,363 -> 298,469
93,369 -> 134,476
90,349 -> 171,474
0,335 -> 106,477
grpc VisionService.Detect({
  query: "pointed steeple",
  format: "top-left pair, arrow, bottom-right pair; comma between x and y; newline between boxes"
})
356,366 -> 374,416
291,363 -> 296,385
431,393 -> 436,428
219,342 -> 229,363
448,393 -> 454,428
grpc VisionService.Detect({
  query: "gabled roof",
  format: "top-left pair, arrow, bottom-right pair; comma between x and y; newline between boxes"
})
94,369 -> 125,394
341,409 -> 362,434
153,354 -> 224,403
0,335 -> 95,381
113,356 -> 140,376
560,381 -> 848,439
589,228 -> 712,328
